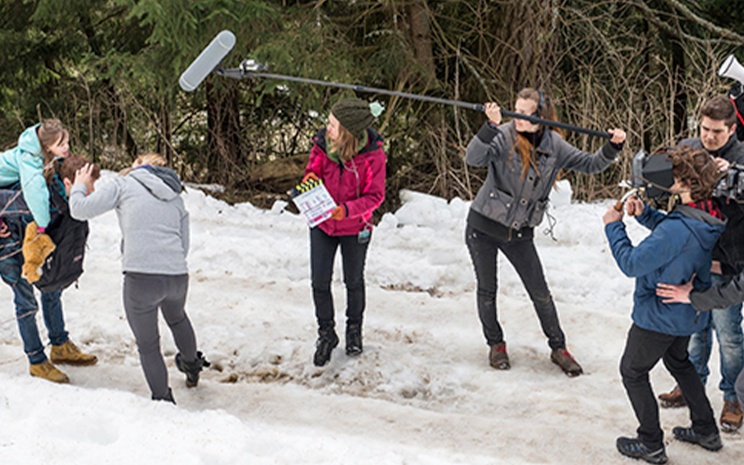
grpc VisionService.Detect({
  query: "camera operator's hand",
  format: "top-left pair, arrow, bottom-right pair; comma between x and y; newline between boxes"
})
625,195 -> 645,217
603,204 -> 623,224
714,157 -> 730,173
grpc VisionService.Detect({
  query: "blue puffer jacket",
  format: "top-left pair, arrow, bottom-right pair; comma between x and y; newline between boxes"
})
605,204 -> 725,336
0,124 -> 51,228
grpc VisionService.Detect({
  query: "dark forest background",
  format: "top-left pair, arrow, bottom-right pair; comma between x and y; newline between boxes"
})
1,0 -> 742,211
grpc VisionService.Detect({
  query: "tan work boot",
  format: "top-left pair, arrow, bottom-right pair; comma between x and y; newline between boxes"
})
550,348 -> 583,377
658,385 -> 686,408
29,360 -> 70,383
721,399 -> 743,432
50,340 -> 98,366
489,342 -> 510,370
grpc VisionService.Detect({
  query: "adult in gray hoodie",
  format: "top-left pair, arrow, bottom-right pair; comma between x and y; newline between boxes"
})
68,154 -> 206,403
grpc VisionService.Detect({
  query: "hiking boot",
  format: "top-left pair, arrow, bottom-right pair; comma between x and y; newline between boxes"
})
50,340 -> 98,366
175,351 -> 210,388
29,360 -> 70,384
345,323 -> 363,356
313,329 -> 339,367
616,437 -> 667,464
550,348 -> 583,377
489,342 -> 510,370
658,385 -> 686,408
672,426 -> 723,451
720,400 -> 743,433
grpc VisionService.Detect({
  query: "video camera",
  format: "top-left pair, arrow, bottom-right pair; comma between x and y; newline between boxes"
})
631,148 -> 673,200
713,163 -> 744,200
632,148 -> 744,202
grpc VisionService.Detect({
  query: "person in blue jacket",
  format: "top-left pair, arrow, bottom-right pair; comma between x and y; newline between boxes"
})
603,145 -> 725,464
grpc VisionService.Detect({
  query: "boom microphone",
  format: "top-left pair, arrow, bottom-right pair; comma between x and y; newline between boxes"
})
179,30 -> 236,92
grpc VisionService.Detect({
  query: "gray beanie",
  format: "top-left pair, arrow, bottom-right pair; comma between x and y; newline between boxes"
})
331,98 -> 374,139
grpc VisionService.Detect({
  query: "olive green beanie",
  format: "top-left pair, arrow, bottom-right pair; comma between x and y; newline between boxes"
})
331,98 -> 375,139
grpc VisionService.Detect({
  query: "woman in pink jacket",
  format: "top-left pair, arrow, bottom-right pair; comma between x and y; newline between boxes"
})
303,98 -> 386,367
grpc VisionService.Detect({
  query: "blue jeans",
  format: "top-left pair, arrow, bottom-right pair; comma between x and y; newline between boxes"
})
12,280 -> 68,364
688,273 -> 744,402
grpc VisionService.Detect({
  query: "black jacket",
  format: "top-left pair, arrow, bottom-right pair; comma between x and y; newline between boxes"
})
679,136 -> 744,275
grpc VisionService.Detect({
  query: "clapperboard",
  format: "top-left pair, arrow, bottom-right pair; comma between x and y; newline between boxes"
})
288,178 -> 337,228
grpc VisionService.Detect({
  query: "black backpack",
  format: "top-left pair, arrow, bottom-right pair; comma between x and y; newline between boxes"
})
34,189 -> 89,293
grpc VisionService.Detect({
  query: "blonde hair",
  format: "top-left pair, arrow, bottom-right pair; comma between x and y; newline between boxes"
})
120,153 -> 167,175
37,119 -> 69,182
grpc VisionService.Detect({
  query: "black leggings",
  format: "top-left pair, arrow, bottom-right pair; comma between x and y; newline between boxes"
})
465,224 -> 566,349
310,227 -> 370,331
123,272 -> 197,399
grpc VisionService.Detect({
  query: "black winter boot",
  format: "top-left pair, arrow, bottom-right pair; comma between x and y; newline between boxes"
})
616,437 -> 667,464
175,351 -> 210,388
313,328 -> 339,367
346,323 -> 363,356
672,426 -> 723,451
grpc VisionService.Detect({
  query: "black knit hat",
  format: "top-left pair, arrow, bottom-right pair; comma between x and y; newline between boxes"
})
331,98 -> 374,139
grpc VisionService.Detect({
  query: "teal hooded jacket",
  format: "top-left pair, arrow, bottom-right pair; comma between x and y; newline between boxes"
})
0,124 -> 51,228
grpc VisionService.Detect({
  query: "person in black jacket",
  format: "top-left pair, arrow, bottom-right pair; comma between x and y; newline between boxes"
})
657,95 -> 744,433
657,264 -> 744,431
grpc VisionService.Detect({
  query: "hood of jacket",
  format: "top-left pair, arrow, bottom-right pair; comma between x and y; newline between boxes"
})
671,204 -> 726,252
16,124 -> 42,157
129,166 -> 183,201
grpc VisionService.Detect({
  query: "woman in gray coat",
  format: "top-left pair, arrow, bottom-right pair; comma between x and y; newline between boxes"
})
69,154 -> 207,403
465,87 -> 626,376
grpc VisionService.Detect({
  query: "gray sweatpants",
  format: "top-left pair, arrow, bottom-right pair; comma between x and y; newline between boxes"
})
123,272 -> 197,399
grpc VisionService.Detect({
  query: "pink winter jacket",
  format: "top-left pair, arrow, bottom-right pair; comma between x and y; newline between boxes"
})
304,128 -> 387,236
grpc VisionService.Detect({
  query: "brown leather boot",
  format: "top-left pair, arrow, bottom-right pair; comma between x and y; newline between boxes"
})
658,385 -> 686,408
721,399 -> 743,432
489,342 -> 510,370
550,348 -> 583,377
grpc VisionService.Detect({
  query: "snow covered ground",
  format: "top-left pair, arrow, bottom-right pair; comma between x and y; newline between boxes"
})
0,174 -> 741,464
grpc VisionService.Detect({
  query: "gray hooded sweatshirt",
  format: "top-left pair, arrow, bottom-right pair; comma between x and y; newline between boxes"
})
69,166 -> 189,275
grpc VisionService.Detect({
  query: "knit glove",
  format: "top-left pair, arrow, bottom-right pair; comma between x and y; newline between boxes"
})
22,221 -> 56,283
329,205 -> 346,221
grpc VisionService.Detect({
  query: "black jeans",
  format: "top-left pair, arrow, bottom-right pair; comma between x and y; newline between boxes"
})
620,324 -> 718,449
310,227 -> 370,331
465,224 -> 566,349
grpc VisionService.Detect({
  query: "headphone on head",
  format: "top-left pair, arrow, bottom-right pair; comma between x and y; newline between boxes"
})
536,88 -> 545,114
